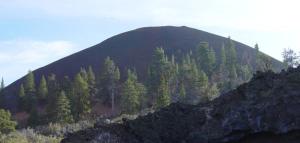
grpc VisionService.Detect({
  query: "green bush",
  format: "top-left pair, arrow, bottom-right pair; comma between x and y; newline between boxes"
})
35,120 -> 95,137
0,118 -> 95,143
0,109 -> 17,134
0,129 -> 61,143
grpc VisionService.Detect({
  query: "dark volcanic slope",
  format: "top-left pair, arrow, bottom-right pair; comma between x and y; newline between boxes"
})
62,67 -> 300,143
2,26 -> 283,110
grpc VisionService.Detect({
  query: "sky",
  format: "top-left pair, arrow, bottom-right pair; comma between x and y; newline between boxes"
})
0,0 -> 299,85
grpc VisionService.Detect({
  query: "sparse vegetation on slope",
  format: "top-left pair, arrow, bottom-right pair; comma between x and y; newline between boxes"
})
62,66 -> 300,143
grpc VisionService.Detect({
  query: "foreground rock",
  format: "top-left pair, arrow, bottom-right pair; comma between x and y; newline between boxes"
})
62,68 -> 300,143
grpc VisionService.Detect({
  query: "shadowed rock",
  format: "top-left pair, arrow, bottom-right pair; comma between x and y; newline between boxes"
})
61,69 -> 300,142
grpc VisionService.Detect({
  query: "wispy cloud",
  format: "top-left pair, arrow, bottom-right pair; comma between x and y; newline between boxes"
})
0,40 -> 78,84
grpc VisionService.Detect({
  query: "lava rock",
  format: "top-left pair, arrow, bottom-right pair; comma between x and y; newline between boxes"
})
62,68 -> 300,143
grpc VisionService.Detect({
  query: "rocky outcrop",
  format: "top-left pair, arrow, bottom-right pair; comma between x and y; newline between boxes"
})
62,67 -> 300,143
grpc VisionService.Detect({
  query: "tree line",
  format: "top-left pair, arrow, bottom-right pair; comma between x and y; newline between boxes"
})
1,37 -> 283,128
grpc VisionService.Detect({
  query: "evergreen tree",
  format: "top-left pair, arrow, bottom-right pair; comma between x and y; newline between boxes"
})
198,70 -> 209,88
225,37 -> 237,69
178,55 -> 209,104
224,37 -> 238,90
45,74 -> 60,122
24,71 -> 36,93
121,69 -> 140,114
73,73 -> 91,120
0,78 -> 5,108
61,76 -> 73,100
168,54 -> 179,100
19,84 -> 25,98
0,78 -> 4,91
28,92 -> 39,126
80,67 -> 88,81
23,71 -> 36,112
217,44 -> 227,81
212,44 -> 228,92
55,91 -> 73,123
28,107 -> 39,127
99,57 -> 120,113
195,42 -> 216,76
148,47 -> 172,105
18,84 -> 26,110
220,44 -> 227,68
87,66 -> 96,97
254,45 -> 274,72
155,75 -> 170,109
209,47 -> 216,72
38,75 -> 48,99
148,47 -> 167,93
0,109 -> 17,134
254,43 -> 260,71
136,82 -> 147,110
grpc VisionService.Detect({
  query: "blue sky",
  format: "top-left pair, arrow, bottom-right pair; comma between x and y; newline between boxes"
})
0,0 -> 299,85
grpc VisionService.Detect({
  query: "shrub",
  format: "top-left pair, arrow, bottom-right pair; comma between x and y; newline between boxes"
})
0,109 -> 17,134
0,128 -> 61,143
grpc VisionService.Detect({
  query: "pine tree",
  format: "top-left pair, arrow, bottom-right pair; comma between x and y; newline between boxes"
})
136,82 -> 147,110
148,47 -> 172,105
38,75 -> 48,99
23,71 -> 36,112
220,44 -> 227,68
18,84 -> 26,110
28,107 -> 39,127
209,47 -> 216,73
19,84 -> 25,98
0,109 -> 17,134
224,37 -> 238,90
45,74 -> 60,122
198,70 -> 209,88
178,55 -> 208,104
55,91 -> 73,123
195,42 -> 216,76
24,71 -> 36,93
87,66 -> 96,97
0,79 -> 3,108
73,73 -> 91,120
213,44 -> 228,91
225,37 -> 237,70
155,75 -> 170,109
28,89 -> 39,126
121,69 -> 140,114
61,76 -> 73,100
0,78 -> 4,91
99,57 -> 120,113
218,44 -> 227,78
80,67 -> 88,81
254,43 -> 260,71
